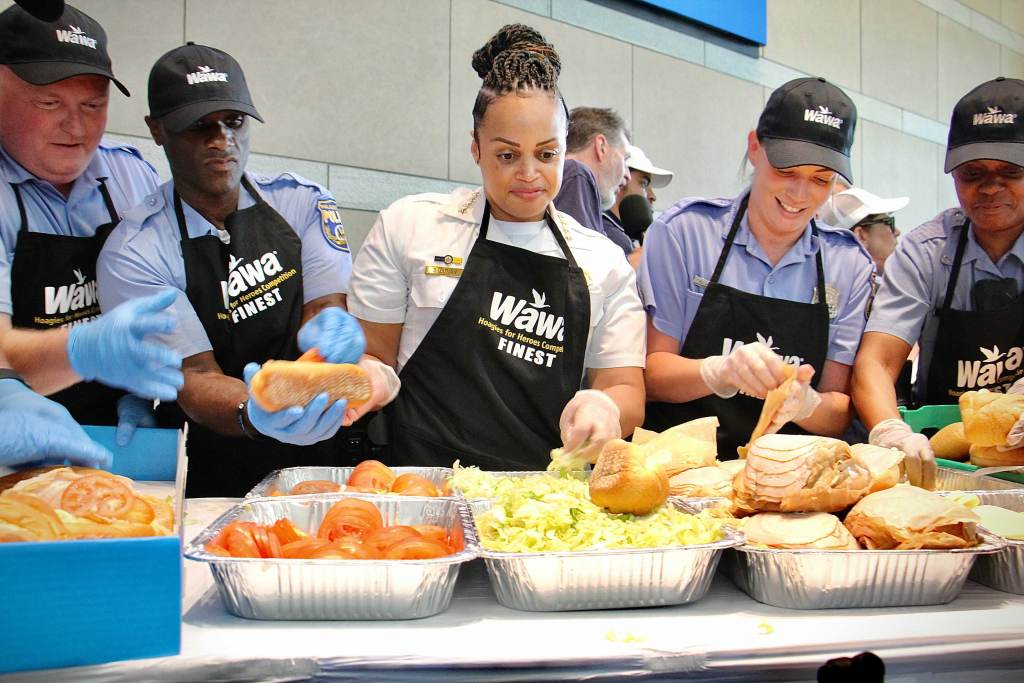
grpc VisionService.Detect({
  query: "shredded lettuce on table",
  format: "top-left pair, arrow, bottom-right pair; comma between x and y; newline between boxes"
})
450,465 -> 726,552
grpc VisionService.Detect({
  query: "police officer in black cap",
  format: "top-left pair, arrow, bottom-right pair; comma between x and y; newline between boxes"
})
97,43 -> 374,497
855,77 -> 1024,489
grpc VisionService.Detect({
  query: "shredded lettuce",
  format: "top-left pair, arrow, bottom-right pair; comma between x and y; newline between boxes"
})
451,465 -> 727,552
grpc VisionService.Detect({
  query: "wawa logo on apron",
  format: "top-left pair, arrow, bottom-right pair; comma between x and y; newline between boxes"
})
956,344 -> 1024,391
40,268 -> 99,327
721,332 -> 805,367
219,250 -> 297,323
478,288 -> 565,368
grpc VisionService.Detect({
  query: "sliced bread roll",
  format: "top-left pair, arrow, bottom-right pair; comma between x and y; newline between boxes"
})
250,360 -> 372,412
960,390 -> 1024,447
844,485 -> 979,549
969,443 -> 1024,467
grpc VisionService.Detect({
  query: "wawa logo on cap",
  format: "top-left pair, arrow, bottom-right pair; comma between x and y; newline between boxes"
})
973,106 -> 1017,126
803,105 -> 843,129
55,24 -> 97,49
186,65 -> 228,86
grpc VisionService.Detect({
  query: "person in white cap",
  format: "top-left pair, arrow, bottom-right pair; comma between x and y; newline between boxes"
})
604,144 -> 673,266
820,187 -> 908,275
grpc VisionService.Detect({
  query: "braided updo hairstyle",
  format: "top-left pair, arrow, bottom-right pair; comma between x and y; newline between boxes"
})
471,23 -> 567,137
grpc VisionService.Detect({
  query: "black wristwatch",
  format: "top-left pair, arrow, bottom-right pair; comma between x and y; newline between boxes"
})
236,400 -> 269,441
0,368 -> 29,387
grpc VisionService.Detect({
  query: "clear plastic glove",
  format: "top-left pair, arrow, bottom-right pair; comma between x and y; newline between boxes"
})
67,289 -> 184,401
558,389 -> 621,464
115,394 -> 157,447
243,362 -> 348,445
869,418 -> 936,490
341,358 -> 401,427
767,365 -> 821,432
297,307 -> 366,364
700,342 -> 788,399
0,378 -> 112,469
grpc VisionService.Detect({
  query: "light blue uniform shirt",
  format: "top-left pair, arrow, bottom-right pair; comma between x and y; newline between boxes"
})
866,208 -> 1024,400
0,138 -> 160,315
97,171 -> 352,359
638,191 -> 875,366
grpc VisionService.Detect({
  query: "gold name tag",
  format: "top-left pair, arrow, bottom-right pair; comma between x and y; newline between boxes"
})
424,265 -> 463,277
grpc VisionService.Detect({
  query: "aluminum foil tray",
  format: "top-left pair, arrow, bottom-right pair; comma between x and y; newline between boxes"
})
936,466 -> 1022,491
184,494 -> 478,620
246,466 -> 454,498
464,499 -> 743,612
725,531 -> 1004,610
962,490 -> 1024,594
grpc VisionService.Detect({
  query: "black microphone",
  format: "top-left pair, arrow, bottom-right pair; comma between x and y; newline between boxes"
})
16,1 -> 65,22
619,193 -> 654,242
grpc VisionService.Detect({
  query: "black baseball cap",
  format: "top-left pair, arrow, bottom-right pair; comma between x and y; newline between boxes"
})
148,43 -> 263,133
0,2 -> 128,96
944,77 -> 1024,172
756,77 -> 857,184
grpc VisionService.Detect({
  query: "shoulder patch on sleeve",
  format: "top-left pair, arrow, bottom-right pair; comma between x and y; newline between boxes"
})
317,199 -> 349,252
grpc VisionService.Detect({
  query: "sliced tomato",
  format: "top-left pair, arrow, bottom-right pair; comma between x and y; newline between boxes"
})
347,460 -> 396,491
60,474 -> 135,517
289,480 -> 342,495
447,522 -> 465,553
383,537 -> 451,560
119,495 -> 155,524
390,473 -> 440,497
410,524 -> 448,546
330,536 -> 376,559
318,514 -> 378,542
363,525 -> 421,556
251,526 -> 282,558
223,523 -> 261,558
204,542 -> 233,557
145,495 -> 175,531
322,498 -> 384,528
297,348 -> 325,363
280,538 -> 331,559
270,518 -> 306,546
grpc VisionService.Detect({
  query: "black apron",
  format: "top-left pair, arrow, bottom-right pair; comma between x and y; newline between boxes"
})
9,180 -> 123,426
176,176 -> 349,497
923,219 -> 1024,404
387,199 -> 590,469
644,194 -> 830,459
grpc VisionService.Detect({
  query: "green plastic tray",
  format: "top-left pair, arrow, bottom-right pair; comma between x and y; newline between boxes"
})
899,405 -> 1024,485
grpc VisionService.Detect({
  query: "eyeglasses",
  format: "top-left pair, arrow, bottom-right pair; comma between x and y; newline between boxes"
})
857,215 -> 896,233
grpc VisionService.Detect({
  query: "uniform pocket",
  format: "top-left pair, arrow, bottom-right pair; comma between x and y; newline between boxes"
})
409,273 -> 459,309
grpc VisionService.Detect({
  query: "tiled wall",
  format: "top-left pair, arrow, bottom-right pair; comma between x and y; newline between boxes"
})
63,0 -> 1024,252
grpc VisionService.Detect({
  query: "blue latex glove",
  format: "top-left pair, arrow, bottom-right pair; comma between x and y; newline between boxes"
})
115,394 -> 157,447
242,362 -> 348,445
67,288 -> 184,401
0,378 -> 113,469
297,307 -> 366,364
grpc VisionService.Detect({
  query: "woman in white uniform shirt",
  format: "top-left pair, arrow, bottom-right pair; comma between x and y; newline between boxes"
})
346,24 -> 646,469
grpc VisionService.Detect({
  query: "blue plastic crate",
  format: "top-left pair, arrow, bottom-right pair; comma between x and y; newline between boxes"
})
0,428 -> 184,673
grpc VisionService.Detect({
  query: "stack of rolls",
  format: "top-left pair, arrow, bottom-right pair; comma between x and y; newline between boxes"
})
929,391 -> 1024,466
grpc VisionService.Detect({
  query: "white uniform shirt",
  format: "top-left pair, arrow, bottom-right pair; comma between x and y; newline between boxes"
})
348,187 -> 646,373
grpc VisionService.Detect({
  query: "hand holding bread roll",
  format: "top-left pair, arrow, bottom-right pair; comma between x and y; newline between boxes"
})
250,359 -> 372,413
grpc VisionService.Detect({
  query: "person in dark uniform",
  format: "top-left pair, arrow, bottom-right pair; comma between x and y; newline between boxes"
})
97,44 -> 365,497
347,24 -> 646,470
554,107 -> 634,256
853,77 -> 1024,489
640,77 -> 874,461
0,2 -> 181,441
